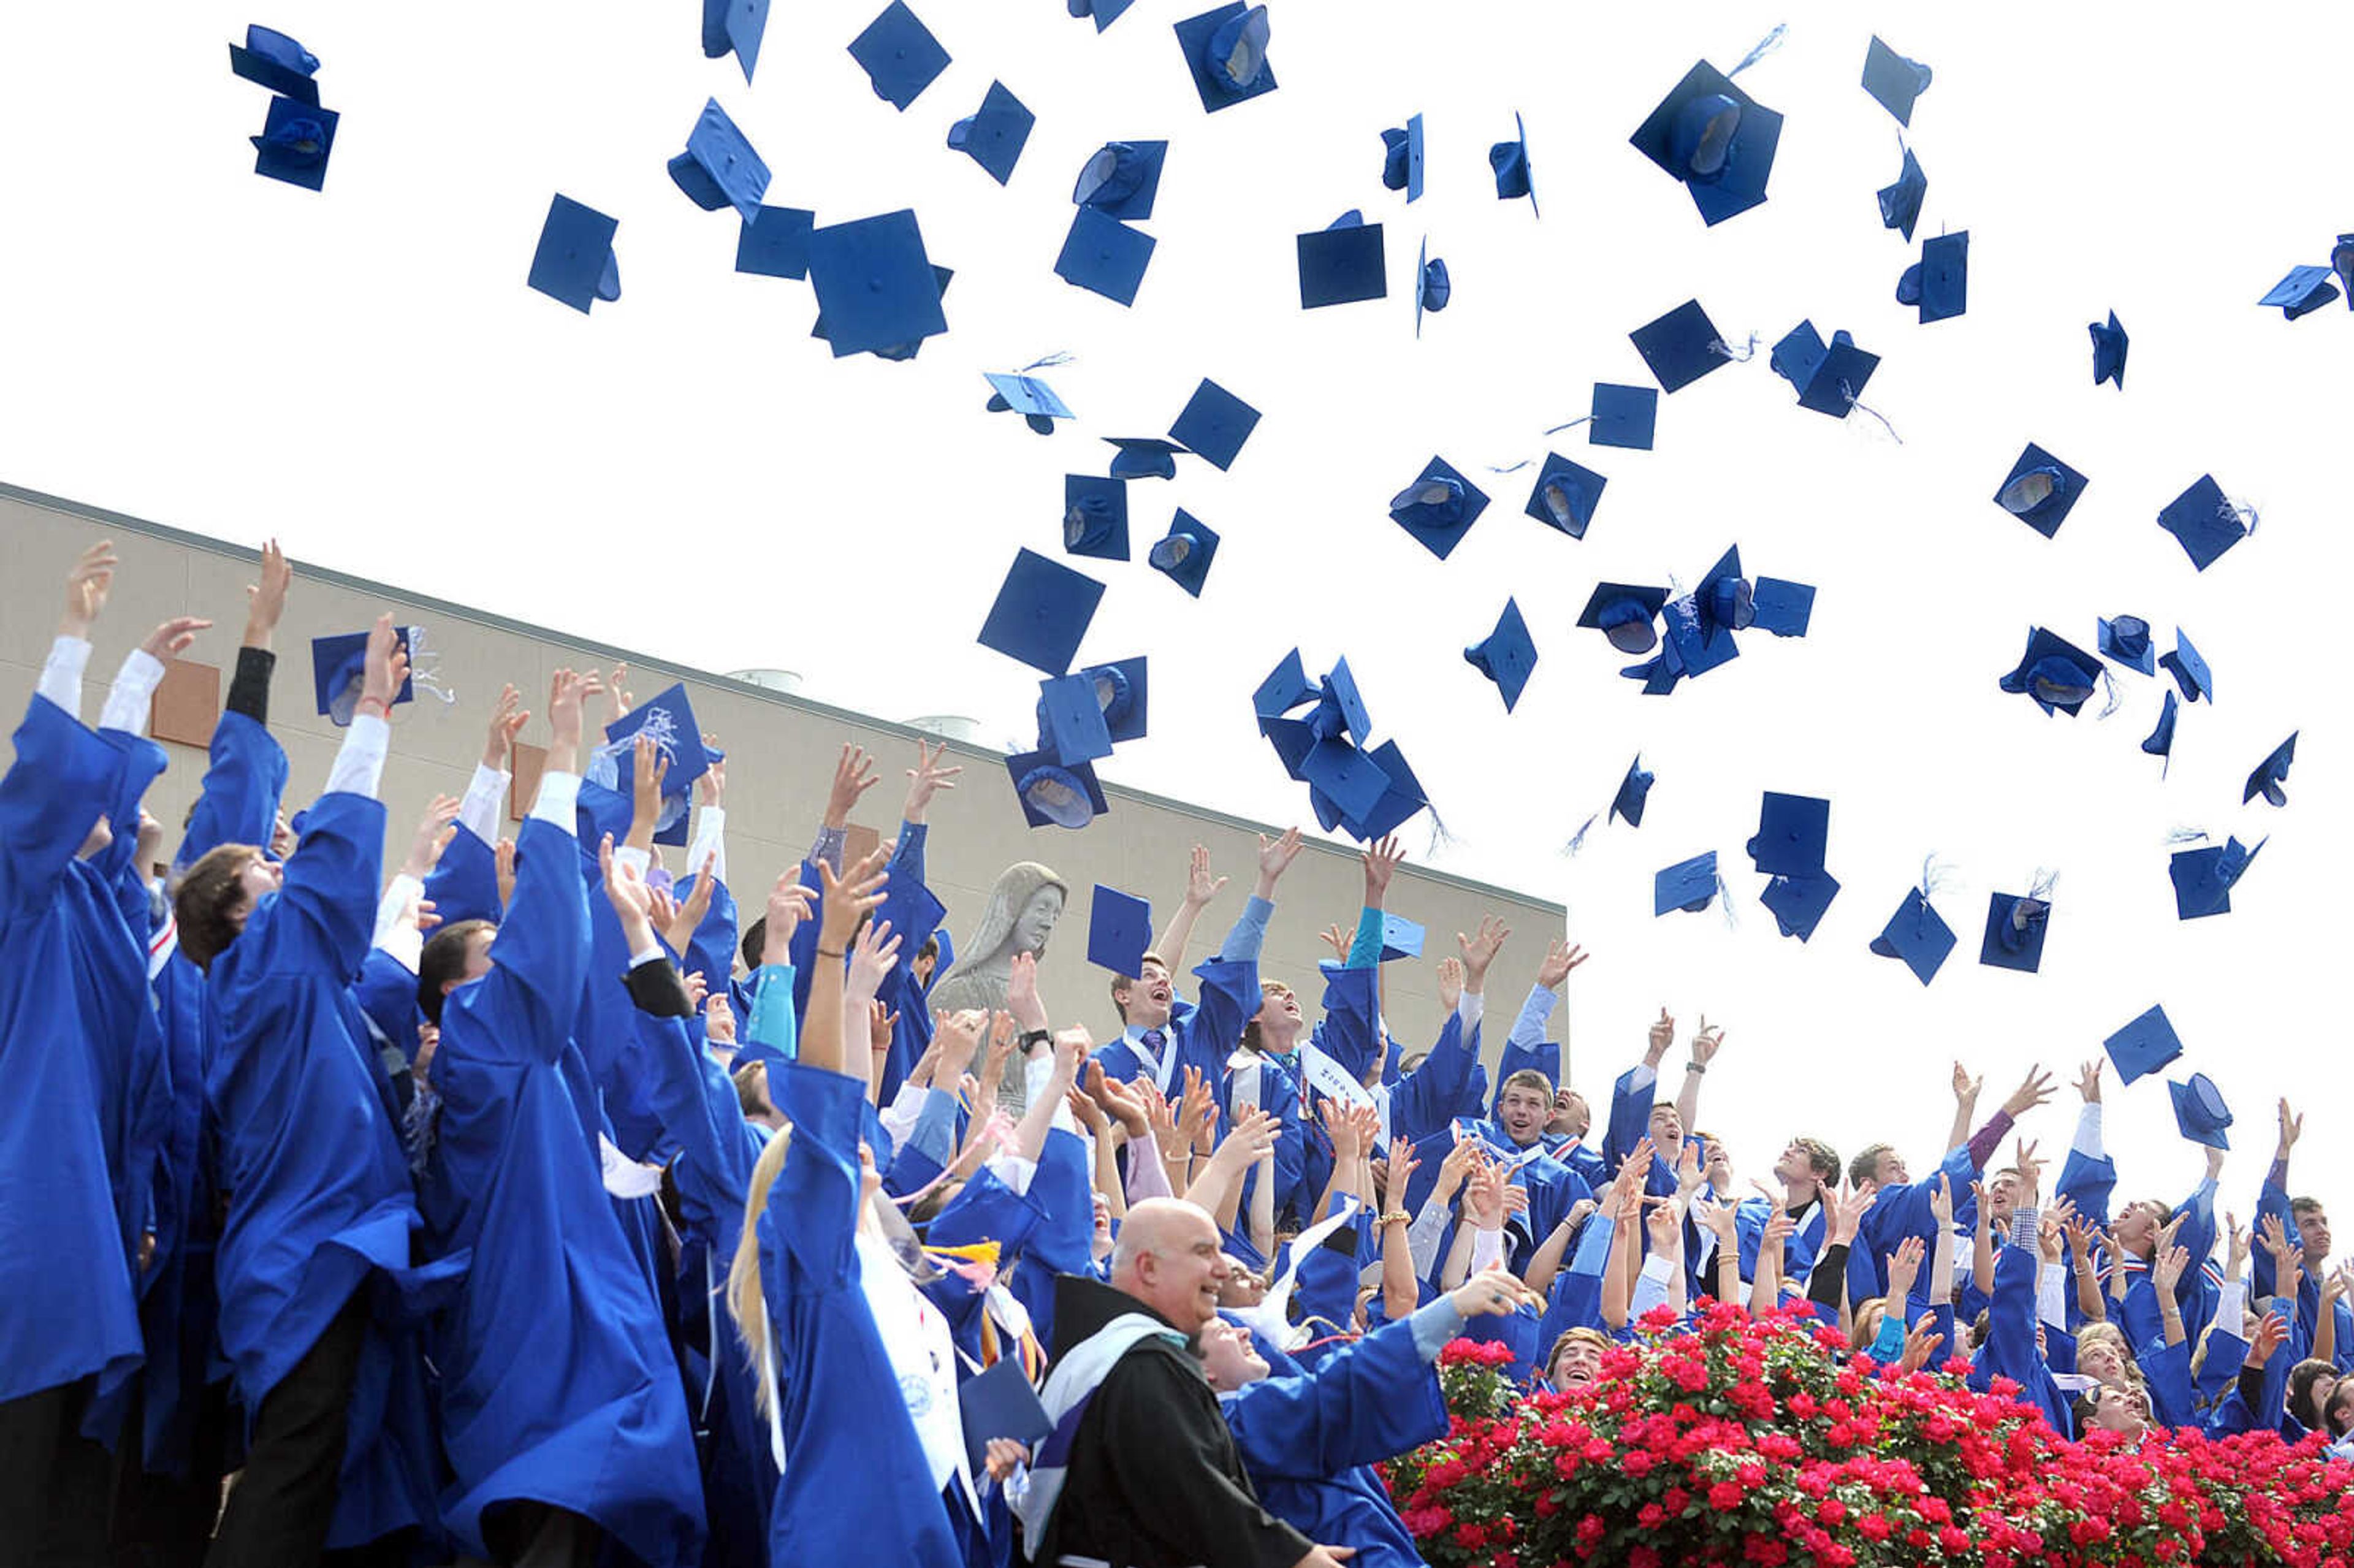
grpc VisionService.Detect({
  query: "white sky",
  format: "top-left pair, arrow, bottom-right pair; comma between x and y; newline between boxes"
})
3,3 -> 2348,1233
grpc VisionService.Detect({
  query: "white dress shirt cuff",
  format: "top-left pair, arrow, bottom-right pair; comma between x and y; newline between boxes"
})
99,648 -> 166,735
39,635 -> 92,720
325,713 -> 391,799
531,769 -> 582,833
458,762 -> 510,842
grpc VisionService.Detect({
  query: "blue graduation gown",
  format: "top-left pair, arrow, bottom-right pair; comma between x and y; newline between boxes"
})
0,695 -> 148,1407
1093,950 -> 1262,1096
1221,1315 -> 1449,1568
422,821 -> 503,927
1849,1144 -> 1978,1317
424,815 -> 705,1567
1965,1246 -> 2073,1434
761,1060 -> 966,1568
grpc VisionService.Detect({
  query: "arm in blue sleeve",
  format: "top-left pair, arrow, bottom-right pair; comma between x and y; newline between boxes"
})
742,962 -> 800,1063
1386,1010 -> 1476,1148
2253,1171 -> 2295,1301
0,695 -> 119,919
1602,1065 -> 1656,1176
1219,895 -> 1274,963
1346,905 -> 1385,969
888,821 -> 928,887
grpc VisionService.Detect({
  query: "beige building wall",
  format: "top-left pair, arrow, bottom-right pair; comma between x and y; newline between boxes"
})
1,482 -> 1564,1062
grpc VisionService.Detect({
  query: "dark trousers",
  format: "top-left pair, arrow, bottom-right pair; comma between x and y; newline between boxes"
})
203,1290 -> 370,1568
110,1379 -> 235,1568
484,1502 -> 600,1568
0,1377 -> 116,1568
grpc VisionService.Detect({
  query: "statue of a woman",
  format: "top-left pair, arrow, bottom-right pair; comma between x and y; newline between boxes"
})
928,861 -> 1068,1020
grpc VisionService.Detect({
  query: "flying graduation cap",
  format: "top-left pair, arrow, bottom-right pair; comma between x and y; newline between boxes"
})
1996,627 -> 2104,717
848,1 -> 951,110
2089,311 -> 2129,388
1979,888 -> 2052,973
1073,142 -> 1168,221
1415,239 -> 1450,337
2156,475 -> 2250,572
1589,384 -> 1658,450
985,372 -> 1074,434
1769,322 -> 1879,417
2103,1005 -> 2184,1086
1610,756 -> 1654,826
1381,113 -> 1426,200
948,82 -> 1035,185
2258,265 -> 2340,319
1065,0 -> 1136,31
2170,835 -> 2263,919
1993,444 -> 2089,539
806,210 -> 950,359
1387,457 -> 1488,559
1747,792 -> 1828,878
1525,454 -> 1607,538
668,99 -> 769,223
1877,148 -> 1926,241
2098,614 -> 2155,674
1489,112 -> 1537,215
1168,379 -> 1259,470
228,25 -> 320,102
701,0 -> 771,83
2169,1075 -> 2233,1149
2157,628 -> 2212,704
1861,37 -> 1932,125
1063,475 -> 1130,560
528,196 -> 622,313
1105,438 -> 1187,480
1087,886 -> 1154,975
1870,886 -> 1956,986
1897,231 -> 1967,322
251,96 -> 338,191
1630,60 -> 1781,226
2243,733 -> 2296,806
1148,511 -> 1218,596
1057,207 -> 1157,305
311,629 -> 414,726
1173,4 -> 1276,113
1298,211 -> 1387,308
1655,851 -> 1722,916
736,205 -> 815,280
1761,869 -> 1839,942
601,684 -> 713,847
1630,300 -> 1735,394
2142,689 -> 2179,770
1578,583 -> 1669,655
1463,599 -> 1537,712
1006,747 -> 1108,830
979,547 -> 1104,676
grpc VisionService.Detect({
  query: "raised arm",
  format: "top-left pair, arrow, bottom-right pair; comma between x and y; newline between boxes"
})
1947,1061 -> 1983,1157
1673,1016 -> 1724,1135
802,846 -> 889,1078
809,743 -> 880,873
1184,1103 -> 1278,1225
1378,1137 -> 1423,1321
1152,844 -> 1227,978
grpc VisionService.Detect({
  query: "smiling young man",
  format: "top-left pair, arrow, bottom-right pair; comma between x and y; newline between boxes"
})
1021,1197 -> 1354,1568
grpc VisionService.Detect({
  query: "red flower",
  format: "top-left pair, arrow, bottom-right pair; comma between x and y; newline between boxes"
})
1708,1480 -> 1745,1511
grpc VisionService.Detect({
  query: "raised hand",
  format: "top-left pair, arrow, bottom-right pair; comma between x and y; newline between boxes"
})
544,666 -> 604,774
1457,915 -> 1510,990
1430,1136 -> 1484,1208
867,999 -> 899,1057
1183,843 -> 1227,908
2277,1098 -> 2303,1156
482,683 -> 530,770
627,732 -> 670,843
360,614 -> 409,723
1361,834 -> 1406,905
683,970 -> 709,1011
1435,956 -> 1464,1014
2152,1242 -> 2192,1292
1690,1195 -> 1739,1244
1643,1196 -> 1682,1252
243,538 -> 291,647
901,739 -> 960,824
605,662 -> 633,720
1884,1235 -> 1927,1303
61,539 -> 118,637
2012,1138 -> 2047,1199
2073,1060 -> 2103,1106
1951,1060 -> 1983,1107
1898,1317 -> 1945,1375
1216,1105 -> 1281,1169
2002,1066 -> 2057,1119
1463,1163 -> 1507,1228
1536,937 -> 1589,991
2223,1214 -> 2250,1278
1317,923 -> 1351,962
762,869 -> 813,966
138,616 -> 211,663
1382,1136 -> 1420,1214
1005,950 -> 1045,1032
817,845 -> 891,950
1254,826 -> 1304,896
666,852 -> 718,952
1688,1014 -> 1726,1068
696,736 -> 726,807
400,794 -> 462,878
1929,1172 -> 1955,1227
847,916 -> 901,999
2247,1309 -> 2290,1370
1450,1264 -> 1542,1320
598,835 -> 655,943
1646,1008 -> 1676,1068
494,838 -> 517,910
1176,1067 -> 1216,1152
825,743 -> 880,829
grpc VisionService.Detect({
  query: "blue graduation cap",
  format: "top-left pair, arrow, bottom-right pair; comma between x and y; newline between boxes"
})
668,99 -> 769,224
1525,454 -> 1606,538
1489,112 -> 1537,216
1897,230 -> 1967,323
986,373 -> 1074,435
1387,457 -> 1488,559
1610,756 -> 1653,826
1877,148 -> 1926,241
703,0 -> 771,83
1037,672 -> 1114,764
1629,61 -> 1781,226
1105,438 -> 1185,479
1173,3 -> 1276,113
1415,240 -> 1450,338
1261,716 -> 1315,780
1056,208 -> 1156,306
1748,792 -> 1828,877
1761,872 -> 1838,942
948,82 -> 1034,185
1355,740 -> 1429,840
2171,835 -> 2263,919
848,1 -> 950,110
1992,444 -> 2089,539
1087,886 -> 1154,974
603,684 -> 713,794
1870,888 -> 1955,986
1308,658 -> 1371,746
978,548 -> 1104,676
1382,113 -> 1426,201
736,205 -> 815,280
529,195 -> 622,314
1298,213 -> 1387,308
2259,265 -> 2340,320
1630,299 -> 1732,394
1149,511 -> 1218,596
806,210 -> 949,359
2142,688 -> 2179,769
229,25 -> 319,103
1464,598 -> 1537,712
1072,141 -> 1168,221
1063,475 -> 1130,561
2103,1005 -> 2183,1087
1578,583 -> 1669,655
1997,627 -> 2103,717
1589,384 -> 1658,451
2098,614 -> 2155,674
1301,740 -> 1389,826
1006,748 -> 1107,830
2158,629 -> 2212,704
1252,649 -> 1316,722
1861,37 -> 1932,126
1168,379 -> 1259,471
2168,1075 -> 2233,1149
251,96 -> 337,191
2156,474 -> 2248,573
2244,733 -> 2296,807
1751,577 -> 1815,637
1655,851 -> 1720,916
812,263 -> 951,361
1979,891 -> 2051,973
1066,0 -> 1136,31
2090,311 -> 2128,389
1769,322 -> 1879,417
1070,658 -> 1148,745
2337,234 -> 2354,301
310,630 -> 413,726
1377,913 -> 1423,962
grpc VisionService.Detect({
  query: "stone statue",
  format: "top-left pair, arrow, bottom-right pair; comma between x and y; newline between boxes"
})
928,861 -> 1068,1018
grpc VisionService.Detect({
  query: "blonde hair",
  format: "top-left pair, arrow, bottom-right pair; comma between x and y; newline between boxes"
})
726,1125 -> 795,1420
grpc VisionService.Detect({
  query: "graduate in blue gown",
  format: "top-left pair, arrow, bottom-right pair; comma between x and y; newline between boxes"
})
1203,1266 -> 1541,1568
414,677 -> 706,1568
177,615 -> 429,1563
726,847 -> 984,1568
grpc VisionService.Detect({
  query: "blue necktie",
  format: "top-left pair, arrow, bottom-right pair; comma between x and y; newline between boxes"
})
1140,1029 -> 1167,1054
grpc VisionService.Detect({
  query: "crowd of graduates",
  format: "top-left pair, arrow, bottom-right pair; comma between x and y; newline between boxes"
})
5,538 -> 2348,1568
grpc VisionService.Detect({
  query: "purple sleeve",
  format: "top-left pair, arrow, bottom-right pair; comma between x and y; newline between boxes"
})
1967,1109 -> 2016,1173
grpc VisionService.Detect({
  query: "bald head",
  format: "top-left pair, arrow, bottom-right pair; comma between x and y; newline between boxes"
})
1109,1198 -> 1228,1333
